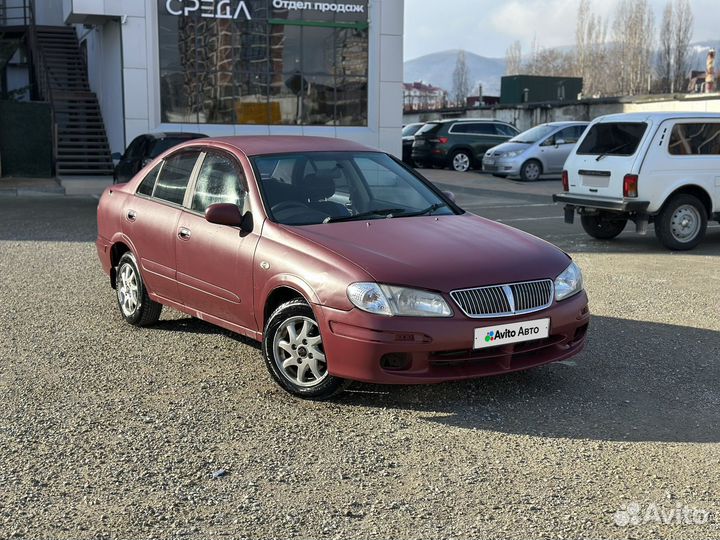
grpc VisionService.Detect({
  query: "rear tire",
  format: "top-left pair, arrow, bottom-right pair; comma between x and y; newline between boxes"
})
654,194 -> 707,250
520,159 -> 542,182
116,252 -> 162,326
262,299 -> 349,400
451,150 -> 472,172
580,214 -> 627,240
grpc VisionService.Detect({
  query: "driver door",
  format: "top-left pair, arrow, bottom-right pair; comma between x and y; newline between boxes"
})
175,150 -> 259,329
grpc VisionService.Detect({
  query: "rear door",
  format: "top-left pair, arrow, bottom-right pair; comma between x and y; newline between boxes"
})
123,149 -> 202,301
175,150 -> 260,328
567,121 -> 649,198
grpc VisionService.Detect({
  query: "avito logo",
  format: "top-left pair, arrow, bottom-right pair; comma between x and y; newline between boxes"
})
485,326 -> 540,342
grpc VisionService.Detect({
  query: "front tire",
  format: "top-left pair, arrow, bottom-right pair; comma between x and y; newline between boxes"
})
451,150 -> 472,172
262,299 -> 348,400
116,252 -> 162,326
520,159 -> 542,181
654,194 -> 707,250
580,213 -> 628,240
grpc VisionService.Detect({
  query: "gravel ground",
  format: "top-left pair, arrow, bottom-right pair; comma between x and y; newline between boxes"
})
1,196 -> 719,540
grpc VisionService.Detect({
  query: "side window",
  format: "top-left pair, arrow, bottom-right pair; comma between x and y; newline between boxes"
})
467,123 -> 497,135
496,124 -> 518,137
668,123 -> 720,155
136,162 -> 163,196
191,153 -> 247,213
451,123 -> 471,134
153,150 -> 200,205
555,126 -> 582,144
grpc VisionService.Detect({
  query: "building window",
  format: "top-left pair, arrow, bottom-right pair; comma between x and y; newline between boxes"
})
157,0 -> 369,126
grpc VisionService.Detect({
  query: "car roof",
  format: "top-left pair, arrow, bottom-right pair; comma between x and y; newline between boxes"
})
190,136 -> 376,157
541,121 -> 590,126
594,112 -> 720,123
431,118 -> 512,125
147,132 -> 207,140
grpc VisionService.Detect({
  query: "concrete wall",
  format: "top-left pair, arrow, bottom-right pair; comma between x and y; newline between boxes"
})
404,95 -> 720,132
67,0 -> 404,157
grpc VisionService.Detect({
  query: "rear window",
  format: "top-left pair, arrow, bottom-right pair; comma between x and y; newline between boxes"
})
668,123 -> 720,155
576,122 -> 647,156
415,123 -> 441,136
150,137 -> 193,158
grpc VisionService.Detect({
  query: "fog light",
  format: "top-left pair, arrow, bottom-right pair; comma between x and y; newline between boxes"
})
380,353 -> 411,371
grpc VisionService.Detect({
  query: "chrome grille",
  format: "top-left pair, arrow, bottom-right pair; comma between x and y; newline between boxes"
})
450,279 -> 554,318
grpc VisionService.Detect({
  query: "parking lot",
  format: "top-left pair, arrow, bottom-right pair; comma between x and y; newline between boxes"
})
1,170 -> 719,539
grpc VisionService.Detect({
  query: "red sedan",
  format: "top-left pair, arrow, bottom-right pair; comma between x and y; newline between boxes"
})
96,136 -> 589,399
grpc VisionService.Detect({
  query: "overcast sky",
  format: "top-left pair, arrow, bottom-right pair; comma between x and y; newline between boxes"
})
403,0 -> 720,60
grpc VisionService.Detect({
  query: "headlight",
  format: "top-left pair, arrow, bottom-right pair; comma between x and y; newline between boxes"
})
347,283 -> 453,317
501,149 -> 525,158
554,261 -> 583,301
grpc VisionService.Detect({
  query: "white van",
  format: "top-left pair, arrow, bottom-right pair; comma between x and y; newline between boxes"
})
554,112 -> 720,250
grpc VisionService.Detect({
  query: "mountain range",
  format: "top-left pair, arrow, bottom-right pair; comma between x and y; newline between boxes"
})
404,41 -> 720,97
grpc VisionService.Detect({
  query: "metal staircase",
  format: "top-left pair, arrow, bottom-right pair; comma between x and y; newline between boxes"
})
32,25 -> 113,176
1,0 -> 113,177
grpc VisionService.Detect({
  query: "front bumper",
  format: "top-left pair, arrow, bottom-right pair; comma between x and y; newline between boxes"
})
315,291 -> 589,384
482,156 -> 521,175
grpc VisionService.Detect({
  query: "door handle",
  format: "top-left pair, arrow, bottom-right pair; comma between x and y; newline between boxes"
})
127,209 -> 137,221
178,227 -> 191,240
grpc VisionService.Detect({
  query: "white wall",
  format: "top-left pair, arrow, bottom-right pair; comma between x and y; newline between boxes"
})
81,21 -> 124,154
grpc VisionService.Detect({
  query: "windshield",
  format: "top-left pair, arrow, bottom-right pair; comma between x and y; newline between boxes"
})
576,122 -> 647,156
402,124 -> 424,137
509,124 -> 556,144
252,152 -> 457,226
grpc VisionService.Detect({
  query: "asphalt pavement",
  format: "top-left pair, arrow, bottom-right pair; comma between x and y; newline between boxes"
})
1,171 -> 719,539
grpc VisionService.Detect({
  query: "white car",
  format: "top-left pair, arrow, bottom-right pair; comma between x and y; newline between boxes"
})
554,112 -> 720,250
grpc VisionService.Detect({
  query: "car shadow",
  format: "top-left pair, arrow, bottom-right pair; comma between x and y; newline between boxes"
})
154,317 -> 261,350
337,315 -> 720,444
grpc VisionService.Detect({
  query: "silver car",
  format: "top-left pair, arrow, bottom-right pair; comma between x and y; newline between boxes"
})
482,122 -> 589,181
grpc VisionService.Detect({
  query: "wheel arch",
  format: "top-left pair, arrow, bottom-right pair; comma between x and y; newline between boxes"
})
261,281 -> 318,331
660,184 -> 713,217
522,157 -> 544,173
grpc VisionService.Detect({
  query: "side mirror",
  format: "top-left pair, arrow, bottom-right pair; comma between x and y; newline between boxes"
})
442,190 -> 456,203
205,203 -> 253,232
111,152 -> 122,160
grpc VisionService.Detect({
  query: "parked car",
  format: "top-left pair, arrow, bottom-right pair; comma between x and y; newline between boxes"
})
96,136 -> 589,399
412,119 -> 519,172
483,121 -> 589,181
402,122 -> 425,165
554,112 -> 720,250
113,132 -> 206,184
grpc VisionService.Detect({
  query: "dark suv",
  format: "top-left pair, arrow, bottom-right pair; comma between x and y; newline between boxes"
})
411,119 -> 519,172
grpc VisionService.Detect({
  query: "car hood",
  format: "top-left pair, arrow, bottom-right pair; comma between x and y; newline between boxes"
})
287,214 -> 571,292
487,141 -> 533,155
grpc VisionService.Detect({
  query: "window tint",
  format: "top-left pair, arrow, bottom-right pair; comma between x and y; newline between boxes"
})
191,153 -> 247,213
668,123 -> 720,155
152,151 -> 200,205
136,162 -> 163,196
452,123 -> 496,135
576,122 -> 647,156
126,136 -> 146,159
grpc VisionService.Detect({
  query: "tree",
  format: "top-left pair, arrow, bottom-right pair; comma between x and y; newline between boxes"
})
611,0 -> 655,95
575,0 -> 609,96
658,2 -> 673,93
671,0 -> 693,92
505,41 -> 522,75
451,50 -> 470,107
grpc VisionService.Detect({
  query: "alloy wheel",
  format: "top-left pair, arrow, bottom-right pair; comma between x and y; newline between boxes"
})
117,263 -> 140,316
523,161 -> 541,181
452,153 -> 470,172
272,316 -> 328,387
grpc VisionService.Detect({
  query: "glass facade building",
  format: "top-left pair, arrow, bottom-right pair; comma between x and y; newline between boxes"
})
158,0 -> 369,126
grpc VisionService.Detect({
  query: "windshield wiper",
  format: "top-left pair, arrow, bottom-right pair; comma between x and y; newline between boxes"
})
596,143 -> 630,161
323,208 -> 406,224
394,202 -> 447,218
